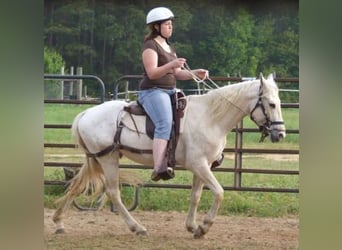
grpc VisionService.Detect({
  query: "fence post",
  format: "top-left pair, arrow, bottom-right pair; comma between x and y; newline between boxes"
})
234,120 -> 243,189
76,67 -> 83,100
60,67 -> 64,100
69,66 -> 74,98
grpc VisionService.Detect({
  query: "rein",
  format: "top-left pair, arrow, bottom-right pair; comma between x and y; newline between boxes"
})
183,62 -> 220,90
183,62 -> 248,115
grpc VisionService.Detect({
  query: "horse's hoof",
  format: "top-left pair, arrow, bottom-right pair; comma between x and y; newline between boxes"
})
186,226 -> 195,233
194,233 -> 205,239
55,228 -> 65,234
193,226 -> 205,239
136,230 -> 149,236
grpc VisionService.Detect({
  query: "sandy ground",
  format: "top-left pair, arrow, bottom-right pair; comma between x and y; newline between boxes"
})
44,153 -> 299,249
44,208 -> 298,249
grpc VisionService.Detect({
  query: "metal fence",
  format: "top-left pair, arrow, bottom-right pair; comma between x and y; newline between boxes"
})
44,74 -> 299,195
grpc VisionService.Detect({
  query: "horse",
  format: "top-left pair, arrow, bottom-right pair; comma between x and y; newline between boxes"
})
52,73 -> 286,239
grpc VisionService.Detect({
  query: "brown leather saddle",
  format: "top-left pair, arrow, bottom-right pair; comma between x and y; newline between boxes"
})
115,90 -> 187,168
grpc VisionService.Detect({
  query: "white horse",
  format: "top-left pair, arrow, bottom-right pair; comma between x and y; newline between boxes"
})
53,73 -> 286,238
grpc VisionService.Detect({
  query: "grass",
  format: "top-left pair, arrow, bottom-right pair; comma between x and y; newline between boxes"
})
44,103 -> 299,217
44,103 -> 94,143
128,154 -> 298,217
44,154 -> 299,217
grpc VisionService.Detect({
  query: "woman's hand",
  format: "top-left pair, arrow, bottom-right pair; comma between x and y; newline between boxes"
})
173,63 -> 209,81
194,69 -> 209,79
171,58 -> 186,69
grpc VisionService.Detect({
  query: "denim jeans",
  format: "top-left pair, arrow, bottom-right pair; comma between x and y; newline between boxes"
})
137,88 -> 176,140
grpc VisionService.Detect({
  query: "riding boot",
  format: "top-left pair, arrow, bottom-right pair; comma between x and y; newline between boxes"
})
151,138 -> 175,181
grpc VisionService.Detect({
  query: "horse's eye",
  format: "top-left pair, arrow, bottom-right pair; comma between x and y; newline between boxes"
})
269,103 -> 276,109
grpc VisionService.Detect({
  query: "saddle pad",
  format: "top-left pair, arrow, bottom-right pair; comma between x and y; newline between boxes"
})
121,112 -> 148,135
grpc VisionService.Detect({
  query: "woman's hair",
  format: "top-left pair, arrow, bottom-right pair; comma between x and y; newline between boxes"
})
144,24 -> 159,42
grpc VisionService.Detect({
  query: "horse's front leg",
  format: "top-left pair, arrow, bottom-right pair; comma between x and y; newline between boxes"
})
185,175 -> 204,233
99,155 -> 148,236
191,167 -> 224,239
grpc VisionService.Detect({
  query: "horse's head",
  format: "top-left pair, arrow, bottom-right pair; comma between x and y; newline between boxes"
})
250,73 -> 286,142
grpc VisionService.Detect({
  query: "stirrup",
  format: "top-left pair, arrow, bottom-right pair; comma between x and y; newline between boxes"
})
211,153 -> 224,169
151,167 -> 175,182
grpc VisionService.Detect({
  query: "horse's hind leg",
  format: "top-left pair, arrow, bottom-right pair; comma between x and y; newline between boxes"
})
52,169 -> 86,234
98,153 -> 148,236
52,192 -> 77,234
186,175 -> 204,233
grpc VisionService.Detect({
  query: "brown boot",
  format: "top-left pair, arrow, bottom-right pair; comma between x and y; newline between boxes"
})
151,138 -> 175,182
151,166 -> 175,181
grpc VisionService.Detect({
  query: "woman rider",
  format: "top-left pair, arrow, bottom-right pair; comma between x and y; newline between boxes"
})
138,7 -> 209,181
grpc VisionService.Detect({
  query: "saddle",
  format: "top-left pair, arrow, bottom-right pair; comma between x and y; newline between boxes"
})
115,90 -> 187,168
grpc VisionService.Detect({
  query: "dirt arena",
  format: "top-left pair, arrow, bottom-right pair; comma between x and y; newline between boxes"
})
44,208 -> 298,249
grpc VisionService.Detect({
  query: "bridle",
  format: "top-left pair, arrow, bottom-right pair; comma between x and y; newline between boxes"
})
250,85 -> 285,142
183,63 -> 285,142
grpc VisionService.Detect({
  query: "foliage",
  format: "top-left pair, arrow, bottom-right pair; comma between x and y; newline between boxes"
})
44,46 -> 65,73
44,46 -> 66,98
44,0 -> 299,98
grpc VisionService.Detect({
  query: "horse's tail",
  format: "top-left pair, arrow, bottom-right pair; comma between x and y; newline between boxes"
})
54,110 -> 143,217
71,111 -> 106,198
53,111 -> 106,220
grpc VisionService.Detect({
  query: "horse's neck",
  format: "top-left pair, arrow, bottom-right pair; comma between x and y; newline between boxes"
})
204,82 -> 256,133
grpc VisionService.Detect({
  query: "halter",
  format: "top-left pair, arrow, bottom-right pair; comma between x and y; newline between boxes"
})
249,84 -> 285,142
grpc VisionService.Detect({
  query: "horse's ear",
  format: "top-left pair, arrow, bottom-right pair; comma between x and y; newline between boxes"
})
267,73 -> 274,80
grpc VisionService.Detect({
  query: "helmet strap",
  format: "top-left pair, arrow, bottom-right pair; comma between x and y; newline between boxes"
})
156,23 -> 170,45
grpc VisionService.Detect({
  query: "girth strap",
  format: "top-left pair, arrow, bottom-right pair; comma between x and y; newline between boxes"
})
118,144 -> 152,154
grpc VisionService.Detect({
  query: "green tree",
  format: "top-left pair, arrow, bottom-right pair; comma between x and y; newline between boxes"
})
225,8 -> 256,76
44,0 -> 299,93
44,46 -> 65,73
44,46 -> 65,98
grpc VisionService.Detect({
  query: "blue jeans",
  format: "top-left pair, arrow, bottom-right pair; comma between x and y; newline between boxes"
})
138,88 -> 176,140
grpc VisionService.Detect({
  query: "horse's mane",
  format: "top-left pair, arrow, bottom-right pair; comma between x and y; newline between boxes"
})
205,80 -> 257,122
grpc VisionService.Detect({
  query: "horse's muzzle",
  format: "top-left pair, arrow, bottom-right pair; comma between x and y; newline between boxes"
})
270,128 -> 286,142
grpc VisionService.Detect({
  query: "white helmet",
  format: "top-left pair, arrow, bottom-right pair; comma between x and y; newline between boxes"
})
146,7 -> 174,25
